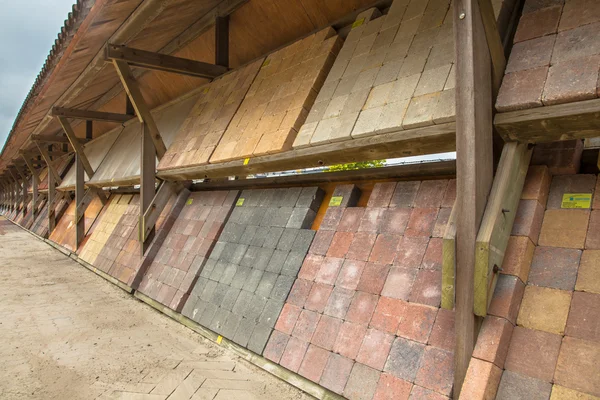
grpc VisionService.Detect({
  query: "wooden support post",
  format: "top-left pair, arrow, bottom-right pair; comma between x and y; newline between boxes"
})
57,116 -> 95,178
21,177 -> 27,217
140,122 -> 157,253
75,153 -> 85,247
126,96 -> 135,116
48,164 -> 56,233
86,120 -> 93,140
142,181 -> 179,242
35,142 -> 62,185
76,189 -> 95,223
112,59 -> 167,159
32,172 -> 38,220
442,203 -> 457,309
453,0 -> 494,395
8,170 -> 20,211
215,15 -> 229,68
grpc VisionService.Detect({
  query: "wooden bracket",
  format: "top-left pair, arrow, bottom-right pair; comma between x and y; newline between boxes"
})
52,106 -> 134,123
57,116 -> 95,178
106,44 -> 228,79
112,59 -> 167,159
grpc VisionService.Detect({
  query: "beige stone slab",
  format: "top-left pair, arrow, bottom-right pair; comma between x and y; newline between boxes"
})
402,92 -> 441,129
352,106 -> 385,138
398,52 -> 429,78
389,73 -> 421,103
433,88 -> 456,124
517,286 -> 572,335
376,99 -> 410,133
414,64 -> 452,96
364,81 -> 395,109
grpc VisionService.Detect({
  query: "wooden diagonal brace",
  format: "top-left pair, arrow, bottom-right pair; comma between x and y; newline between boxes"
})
57,116 -> 95,178
112,59 -> 167,159
13,164 -> 28,183
22,155 -> 41,185
35,142 -> 63,185
141,181 -> 180,242
75,189 -> 96,223
52,107 -> 134,123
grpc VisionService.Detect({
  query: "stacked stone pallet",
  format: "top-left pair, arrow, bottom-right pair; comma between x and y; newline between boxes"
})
496,0 -> 600,112
263,180 -> 457,399
210,28 -> 343,162
157,60 -> 264,169
137,190 -> 239,311
294,0 -> 455,148
182,187 -> 324,354
49,196 -> 104,251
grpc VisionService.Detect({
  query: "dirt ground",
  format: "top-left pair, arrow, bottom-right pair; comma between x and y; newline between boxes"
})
0,218 -> 312,400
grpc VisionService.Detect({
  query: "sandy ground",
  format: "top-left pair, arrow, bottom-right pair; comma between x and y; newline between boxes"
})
0,218 -> 312,400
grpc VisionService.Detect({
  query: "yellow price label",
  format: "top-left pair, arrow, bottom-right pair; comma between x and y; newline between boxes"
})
352,18 -> 365,29
561,193 -> 592,209
202,87 -> 210,94
216,335 -> 223,344
186,198 -> 193,205
236,198 -> 245,207
329,196 -> 343,207
262,59 -> 271,68
243,158 -> 250,166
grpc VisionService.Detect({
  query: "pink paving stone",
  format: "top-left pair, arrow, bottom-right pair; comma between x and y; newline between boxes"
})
432,208 -> 451,238
495,66 -> 548,112
397,302 -> 438,344
380,208 -> 412,234
528,246 -> 581,290
414,180 -> 448,208
421,238 -> 443,270
287,279 -> 313,308
368,182 -> 398,208
334,321 -> 369,360
441,180 -> 456,208
488,274 -> 526,325
346,291 -> 379,325
320,353 -> 355,395
298,344 -> 331,383
391,181 -> 421,208
505,35 -> 556,74
409,269 -> 442,307
504,326 -> 562,382
310,230 -> 335,255
405,208 -> 438,237
359,208 -> 387,233
559,0 -> 600,32
321,207 -> 344,231
292,309 -> 321,342
511,199 -> 544,245
370,297 -> 408,334
414,346 -> 454,397
315,257 -> 344,285
369,234 -> 402,264
324,287 -> 355,319
356,328 -> 395,370
304,282 -> 334,313
565,291 -> 600,342
543,55 -> 600,106
586,210 -> 600,249
327,231 -> 355,258
275,303 -> 303,335
312,315 -> 344,351
381,266 -> 418,300
346,231 -> 377,261
357,262 -> 391,295
344,363 -> 382,400
373,373 -> 413,400
338,208 -> 366,232
552,22 -> 600,64
427,309 -> 455,352
336,259 -> 367,290
263,330 -> 290,363
513,7 -> 561,43
472,315 -> 514,368
298,254 -> 324,281
396,236 -> 430,268
280,336 -> 309,373
409,385 -> 449,399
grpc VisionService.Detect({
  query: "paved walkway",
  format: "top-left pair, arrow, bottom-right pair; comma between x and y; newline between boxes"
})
0,218 -> 311,400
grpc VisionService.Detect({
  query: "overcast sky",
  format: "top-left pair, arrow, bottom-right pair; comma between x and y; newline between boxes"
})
0,0 -> 76,148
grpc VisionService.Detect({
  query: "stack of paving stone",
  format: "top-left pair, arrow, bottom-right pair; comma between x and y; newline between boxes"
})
263,180 -> 457,399
49,196 -> 104,252
30,202 -> 50,237
138,190 -> 239,311
210,28 -> 343,162
157,60 -> 264,170
182,187 -> 324,354
293,0 -> 455,148
496,0 -> 600,112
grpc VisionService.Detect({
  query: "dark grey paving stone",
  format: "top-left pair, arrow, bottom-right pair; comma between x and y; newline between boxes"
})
233,317 -> 256,347
232,290 -> 254,316
221,287 -> 241,311
191,276 -> 209,297
221,312 -> 242,340
228,207 -> 245,224
229,244 -> 248,264
291,230 -> 316,253
220,222 -> 245,243
230,266 -> 251,289
209,307 -> 230,334
259,207 -> 277,227
277,228 -> 299,251
250,226 -> 270,247
281,251 -> 305,277
332,184 -> 361,207
219,263 -> 238,285
208,242 -> 226,261
247,323 -> 273,354
280,187 -> 303,207
247,207 -> 267,226
266,250 -> 288,274
243,269 -> 264,293
263,227 -> 284,249
239,225 -> 259,245
496,370 -> 552,400
199,259 -> 217,278
220,243 -> 240,262
296,187 -> 325,211
200,280 -> 218,302
384,337 -> 425,382
241,245 -> 263,268
271,207 -> 295,228
187,299 -> 208,323
210,260 -> 228,282
246,294 -> 268,323
271,275 -> 296,302
287,208 -> 317,229
210,283 -> 229,305
181,294 -> 199,317
199,302 -> 219,327
259,299 -> 285,328
258,189 -> 277,206
255,272 -> 278,298
255,247 -> 274,271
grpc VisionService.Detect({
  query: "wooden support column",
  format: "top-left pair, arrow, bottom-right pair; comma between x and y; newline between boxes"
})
48,164 -> 56,233
112,59 -> 167,159
140,122 -> 156,253
86,120 -> 94,140
32,172 -> 38,220
8,170 -> 20,211
215,15 -> 229,68
75,152 -> 85,247
453,0 -> 494,395
35,142 -> 62,185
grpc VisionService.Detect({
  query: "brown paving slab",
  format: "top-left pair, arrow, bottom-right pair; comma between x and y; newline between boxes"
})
547,174 -> 596,210
505,35 -> 556,74
531,140 -> 584,176
513,6 -> 562,43
528,246 -> 581,290
459,358 -> 502,400
522,165 -> 551,206
565,291 -> 600,342
495,66 -> 548,112
576,250 -> 600,294
555,336 -> 600,396
517,285 -> 572,334
539,209 -> 590,249
512,199 -> 545,244
558,0 -> 600,31
543,55 -> 600,106
550,384 -> 600,399
472,315 -> 514,368
488,274 -> 526,325
504,326 -> 562,382
586,210 -> 600,249
502,236 -> 535,283
373,373 -> 412,400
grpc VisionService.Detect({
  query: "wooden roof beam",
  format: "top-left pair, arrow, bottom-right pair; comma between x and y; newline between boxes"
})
105,44 -> 228,79
51,106 -> 134,123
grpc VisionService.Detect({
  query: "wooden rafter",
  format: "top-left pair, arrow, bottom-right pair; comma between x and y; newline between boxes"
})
112,59 -> 167,159
52,107 -> 134,123
31,134 -> 72,144
140,122 -> 157,250
106,44 -> 228,79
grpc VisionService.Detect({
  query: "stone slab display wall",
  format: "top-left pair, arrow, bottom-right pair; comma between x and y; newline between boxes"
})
137,190 -> 239,312
157,60 -> 264,170
49,196 -> 104,251
182,187 -> 324,355
30,203 -> 50,237
209,28 -> 343,162
293,0 -> 456,148
496,0 -> 600,111
263,180 -> 457,400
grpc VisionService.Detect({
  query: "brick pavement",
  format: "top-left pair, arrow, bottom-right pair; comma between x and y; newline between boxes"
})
0,217 -> 310,400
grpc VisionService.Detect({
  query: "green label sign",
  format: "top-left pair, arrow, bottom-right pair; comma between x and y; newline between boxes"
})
329,196 -> 343,207
236,198 -> 245,207
186,198 -> 193,205
561,193 -> 592,209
